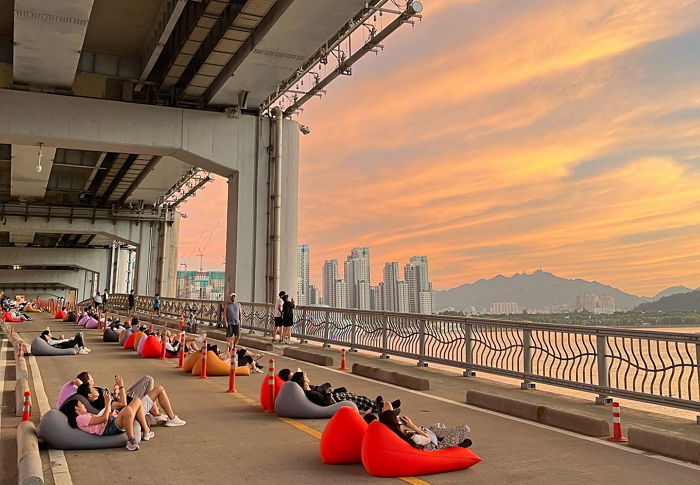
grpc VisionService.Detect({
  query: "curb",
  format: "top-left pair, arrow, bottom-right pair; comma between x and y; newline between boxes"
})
352,363 -> 430,390
284,347 -> 333,366
17,421 -> 44,485
628,427 -> 700,464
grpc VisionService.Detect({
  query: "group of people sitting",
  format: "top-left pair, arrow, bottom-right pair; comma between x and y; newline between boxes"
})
279,368 -> 472,450
57,371 -> 186,451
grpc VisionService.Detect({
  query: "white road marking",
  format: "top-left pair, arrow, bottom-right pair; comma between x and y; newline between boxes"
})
27,354 -> 73,485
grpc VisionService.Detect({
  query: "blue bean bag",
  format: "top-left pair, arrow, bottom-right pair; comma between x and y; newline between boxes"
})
30,337 -> 77,356
274,382 -> 357,419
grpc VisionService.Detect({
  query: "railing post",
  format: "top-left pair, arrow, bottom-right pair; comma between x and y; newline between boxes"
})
595,334 -> 613,404
417,318 -> 428,367
380,315 -> 389,359
349,312 -> 358,352
695,338 -> 700,424
463,323 -> 476,377
521,329 -> 535,390
247,302 -> 255,334
322,309 -> 331,348
300,308 -> 308,344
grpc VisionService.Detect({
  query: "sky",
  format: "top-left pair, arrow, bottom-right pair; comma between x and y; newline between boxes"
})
179,0 -> 700,297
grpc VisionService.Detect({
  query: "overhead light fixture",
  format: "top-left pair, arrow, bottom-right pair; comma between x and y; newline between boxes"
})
13,264 -> 21,270
36,143 -> 43,173
299,124 -> 311,135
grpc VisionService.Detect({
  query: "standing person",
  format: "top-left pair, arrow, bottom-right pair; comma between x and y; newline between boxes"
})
152,293 -> 161,318
102,288 -> 109,311
93,292 -> 103,310
272,291 -> 285,343
281,293 -> 295,344
127,290 -> 135,317
223,293 -> 242,351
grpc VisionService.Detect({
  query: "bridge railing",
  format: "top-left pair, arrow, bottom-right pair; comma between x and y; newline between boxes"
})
104,294 -> 700,413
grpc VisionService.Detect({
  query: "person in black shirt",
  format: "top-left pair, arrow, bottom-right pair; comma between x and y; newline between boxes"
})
127,290 -> 135,317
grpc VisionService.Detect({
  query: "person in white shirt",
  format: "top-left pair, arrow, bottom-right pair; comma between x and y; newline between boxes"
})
271,291 -> 285,343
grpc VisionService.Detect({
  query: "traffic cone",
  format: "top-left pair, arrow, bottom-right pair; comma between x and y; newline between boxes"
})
21,391 -> 31,421
338,348 -> 349,371
227,349 -> 237,393
148,324 -> 154,334
177,332 -> 186,368
17,342 -> 24,359
608,402 -> 628,443
199,340 -> 208,379
266,359 -> 275,413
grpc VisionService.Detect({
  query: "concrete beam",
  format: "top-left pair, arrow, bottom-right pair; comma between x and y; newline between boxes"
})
0,89 -> 242,176
10,144 -> 56,199
8,229 -> 36,245
13,0 -> 95,88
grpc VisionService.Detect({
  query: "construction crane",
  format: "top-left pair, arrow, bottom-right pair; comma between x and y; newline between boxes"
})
196,220 -> 220,272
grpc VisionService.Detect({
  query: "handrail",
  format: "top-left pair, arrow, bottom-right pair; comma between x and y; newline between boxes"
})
100,293 -> 700,413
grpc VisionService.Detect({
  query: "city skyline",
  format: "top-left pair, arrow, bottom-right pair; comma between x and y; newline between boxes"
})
178,0 -> 700,297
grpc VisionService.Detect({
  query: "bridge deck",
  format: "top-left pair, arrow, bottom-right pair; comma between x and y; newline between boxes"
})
2,313 -> 699,484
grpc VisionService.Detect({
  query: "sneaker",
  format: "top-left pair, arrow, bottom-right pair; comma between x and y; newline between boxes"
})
458,438 -> 473,448
164,415 -> 186,427
155,414 -> 168,423
126,438 -> 139,451
83,347 -> 91,353
145,414 -> 156,427
78,348 -> 89,355
253,367 -> 264,374
142,430 -> 155,441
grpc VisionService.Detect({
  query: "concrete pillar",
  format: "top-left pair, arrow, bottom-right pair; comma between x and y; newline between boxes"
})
225,172 -> 239,297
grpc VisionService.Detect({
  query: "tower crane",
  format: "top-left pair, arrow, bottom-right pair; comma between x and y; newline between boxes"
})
196,220 -> 220,272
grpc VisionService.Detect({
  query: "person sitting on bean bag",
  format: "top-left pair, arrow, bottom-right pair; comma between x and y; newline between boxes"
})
77,379 -> 186,427
290,371 -> 400,413
40,329 -> 90,354
59,390 -> 150,451
217,346 -> 264,373
278,368 -> 292,382
379,410 -> 472,449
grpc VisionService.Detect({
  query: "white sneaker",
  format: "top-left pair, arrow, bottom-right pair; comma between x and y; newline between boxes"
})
253,367 -> 264,374
83,347 -> 91,353
142,430 -> 155,441
126,438 -> 139,451
78,348 -> 89,355
164,415 -> 186,427
155,414 -> 168,423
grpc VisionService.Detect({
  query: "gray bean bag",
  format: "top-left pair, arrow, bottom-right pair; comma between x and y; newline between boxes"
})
39,408 -> 141,450
274,382 -> 357,419
119,328 -> 133,346
31,337 -> 77,356
103,327 -> 120,342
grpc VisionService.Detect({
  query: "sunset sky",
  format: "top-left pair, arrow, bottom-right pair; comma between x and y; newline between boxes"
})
179,0 -> 700,297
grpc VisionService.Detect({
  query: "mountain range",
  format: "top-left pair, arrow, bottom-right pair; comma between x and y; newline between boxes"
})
435,270 -> 695,311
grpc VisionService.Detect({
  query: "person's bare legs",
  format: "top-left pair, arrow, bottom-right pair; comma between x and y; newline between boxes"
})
126,397 -> 151,434
147,386 -> 176,419
115,406 -> 135,440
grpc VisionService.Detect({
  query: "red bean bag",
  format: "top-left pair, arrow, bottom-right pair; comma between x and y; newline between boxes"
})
320,406 -> 368,464
141,336 -> 164,358
360,421 -> 481,477
259,374 -> 285,411
3,312 -> 23,323
55,311 -> 66,320
123,331 -> 139,349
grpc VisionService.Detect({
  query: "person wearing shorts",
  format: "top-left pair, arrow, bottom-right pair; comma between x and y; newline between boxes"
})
272,291 -> 285,343
224,292 -> 242,350
127,290 -> 135,317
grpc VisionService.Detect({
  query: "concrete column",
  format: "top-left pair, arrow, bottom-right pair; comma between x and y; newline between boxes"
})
225,172 -> 239,296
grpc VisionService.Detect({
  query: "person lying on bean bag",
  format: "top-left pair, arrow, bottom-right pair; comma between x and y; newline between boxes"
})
57,372 -> 154,409
379,410 -> 472,450
289,371 -> 400,413
77,380 -> 186,427
59,390 -> 151,451
40,329 -> 90,354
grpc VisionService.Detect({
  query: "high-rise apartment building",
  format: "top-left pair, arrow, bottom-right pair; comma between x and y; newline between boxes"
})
322,260 -> 338,307
297,244 -> 310,305
344,247 -> 370,309
357,280 -> 371,310
383,262 -> 400,312
371,283 -> 385,311
397,280 -> 410,313
490,301 -> 520,315
308,285 -> 319,305
404,256 -> 434,314
176,271 -> 225,301
334,279 -> 347,308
